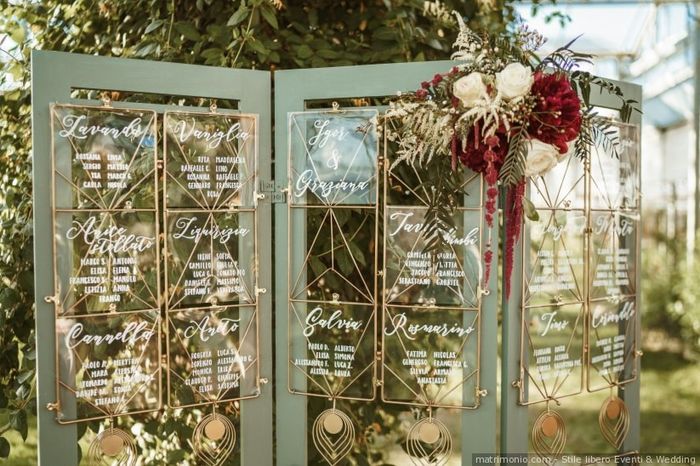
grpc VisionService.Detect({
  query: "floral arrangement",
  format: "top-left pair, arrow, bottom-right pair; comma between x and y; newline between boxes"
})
385,16 -> 639,295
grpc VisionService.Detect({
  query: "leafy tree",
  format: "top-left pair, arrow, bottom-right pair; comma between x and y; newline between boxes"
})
0,0 -> 557,462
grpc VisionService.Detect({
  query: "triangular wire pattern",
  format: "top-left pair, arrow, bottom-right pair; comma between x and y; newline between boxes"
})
382,305 -> 480,408
381,117 -> 486,411
288,300 -> 376,400
163,111 -> 257,210
519,303 -> 585,405
55,310 -> 161,423
51,104 -> 158,211
165,210 -> 256,309
523,209 -> 586,308
166,305 -> 260,408
289,207 -> 375,304
288,109 -> 379,207
54,210 -> 160,316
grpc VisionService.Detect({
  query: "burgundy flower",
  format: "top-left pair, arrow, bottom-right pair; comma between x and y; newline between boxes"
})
416,89 -> 428,99
457,126 -> 508,174
528,72 -> 582,153
431,73 -> 443,86
421,81 -> 431,89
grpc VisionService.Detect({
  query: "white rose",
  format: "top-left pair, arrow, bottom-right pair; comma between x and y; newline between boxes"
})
453,72 -> 488,107
525,140 -> 559,177
495,63 -> 534,100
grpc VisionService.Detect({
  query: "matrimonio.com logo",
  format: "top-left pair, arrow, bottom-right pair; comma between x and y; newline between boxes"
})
471,454 -> 698,465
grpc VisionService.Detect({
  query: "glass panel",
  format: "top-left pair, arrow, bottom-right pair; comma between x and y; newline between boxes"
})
54,210 -> 158,316
56,310 -> 160,422
51,105 -> 157,210
529,155 -> 586,210
288,109 -> 378,206
382,306 -> 479,408
164,111 -> 256,209
383,117 -> 482,208
589,122 -> 641,211
524,209 -> 586,307
165,211 -> 256,308
590,210 -> 638,299
289,207 -> 375,303
289,302 -> 375,400
588,297 -> 638,390
167,306 -> 258,407
384,207 -> 482,308
520,304 -> 584,404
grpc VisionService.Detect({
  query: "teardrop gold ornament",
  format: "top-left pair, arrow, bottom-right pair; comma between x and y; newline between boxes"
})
193,412 -> 236,466
531,409 -> 566,464
405,416 -> 453,466
88,427 -> 137,466
312,408 -> 355,465
599,396 -> 630,449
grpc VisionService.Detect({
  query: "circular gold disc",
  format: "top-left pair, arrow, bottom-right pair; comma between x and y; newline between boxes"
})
323,412 -> 343,435
418,422 -> 441,444
541,414 -> 559,438
606,399 -> 622,419
204,418 -> 226,441
100,433 -> 124,457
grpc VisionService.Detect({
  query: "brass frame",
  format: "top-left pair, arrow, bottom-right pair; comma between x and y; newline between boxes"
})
286,107 -> 380,402
162,109 -> 262,409
518,120 -> 642,406
380,118 -> 485,411
49,102 -> 162,424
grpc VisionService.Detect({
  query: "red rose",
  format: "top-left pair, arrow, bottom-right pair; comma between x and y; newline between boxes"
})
528,72 -> 582,153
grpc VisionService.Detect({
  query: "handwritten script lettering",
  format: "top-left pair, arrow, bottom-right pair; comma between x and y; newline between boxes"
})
182,315 -> 240,342
389,212 -> 479,246
67,321 -> 154,350
592,301 -> 635,329
172,118 -> 250,150
307,119 -> 348,148
294,169 -> 370,199
384,312 -> 474,340
58,114 -> 146,140
303,307 -> 363,337
172,217 -> 250,244
66,216 -> 154,255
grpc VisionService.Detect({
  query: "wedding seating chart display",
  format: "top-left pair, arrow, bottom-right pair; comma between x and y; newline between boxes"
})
381,119 -> 486,464
519,120 -> 641,457
163,111 -> 259,463
49,104 -> 161,461
287,108 -> 379,465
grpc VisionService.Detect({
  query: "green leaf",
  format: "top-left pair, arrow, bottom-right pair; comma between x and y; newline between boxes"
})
296,44 -> 313,59
0,437 -> 10,459
10,408 -> 28,441
227,6 -> 249,27
260,6 -> 279,30
522,197 -> 539,222
144,19 -> 164,34
174,22 -> 200,41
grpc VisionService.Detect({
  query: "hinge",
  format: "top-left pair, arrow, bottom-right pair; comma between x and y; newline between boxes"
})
258,180 -> 287,203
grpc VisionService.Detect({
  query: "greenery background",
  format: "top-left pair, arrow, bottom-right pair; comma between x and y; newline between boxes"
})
0,0 -> 698,464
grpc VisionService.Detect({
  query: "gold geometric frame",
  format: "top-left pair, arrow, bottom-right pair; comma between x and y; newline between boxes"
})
286,107 -> 380,402
162,109 -> 262,409
517,120 -> 642,406
380,117 -> 486,411
48,102 -> 162,424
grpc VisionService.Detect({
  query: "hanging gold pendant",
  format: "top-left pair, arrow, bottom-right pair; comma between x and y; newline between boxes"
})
599,395 -> 630,449
193,412 -> 237,466
405,416 -> 452,466
312,408 -> 354,465
88,426 -> 137,466
531,409 -> 566,463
